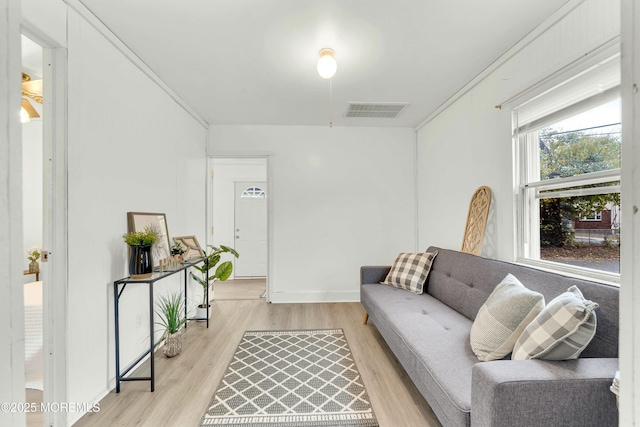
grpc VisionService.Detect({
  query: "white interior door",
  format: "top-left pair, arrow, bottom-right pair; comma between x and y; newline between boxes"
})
234,182 -> 267,277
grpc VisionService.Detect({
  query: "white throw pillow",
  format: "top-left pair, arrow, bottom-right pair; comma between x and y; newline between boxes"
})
470,274 -> 545,361
512,285 -> 598,360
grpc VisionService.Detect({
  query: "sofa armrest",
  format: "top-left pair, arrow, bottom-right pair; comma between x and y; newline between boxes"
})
360,266 -> 391,285
471,358 -> 618,427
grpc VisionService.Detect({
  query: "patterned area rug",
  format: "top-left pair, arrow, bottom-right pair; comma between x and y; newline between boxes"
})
200,329 -> 378,427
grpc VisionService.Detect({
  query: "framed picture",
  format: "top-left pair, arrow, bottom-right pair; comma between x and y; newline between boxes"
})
173,235 -> 203,260
127,212 -> 171,267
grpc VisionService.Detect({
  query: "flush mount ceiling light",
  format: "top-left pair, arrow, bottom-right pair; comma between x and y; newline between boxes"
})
317,48 -> 337,79
317,48 -> 337,127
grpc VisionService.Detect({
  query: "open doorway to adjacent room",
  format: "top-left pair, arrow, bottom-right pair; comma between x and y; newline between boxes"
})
208,158 -> 268,301
21,33 -> 44,427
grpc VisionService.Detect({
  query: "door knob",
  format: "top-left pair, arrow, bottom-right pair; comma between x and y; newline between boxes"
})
236,235 -> 240,239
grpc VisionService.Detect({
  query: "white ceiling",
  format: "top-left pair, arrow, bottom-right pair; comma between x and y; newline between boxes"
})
78,0 -> 568,128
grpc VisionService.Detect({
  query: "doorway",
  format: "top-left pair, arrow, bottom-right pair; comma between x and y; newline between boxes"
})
19,29 -> 69,426
209,158 -> 268,301
234,181 -> 267,277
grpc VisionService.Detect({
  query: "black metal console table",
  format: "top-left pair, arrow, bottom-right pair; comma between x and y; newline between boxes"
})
113,257 -> 208,392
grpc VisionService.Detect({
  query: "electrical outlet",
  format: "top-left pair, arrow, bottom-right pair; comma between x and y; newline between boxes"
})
42,251 -> 50,262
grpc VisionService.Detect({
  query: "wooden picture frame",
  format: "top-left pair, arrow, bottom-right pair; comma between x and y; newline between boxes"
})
173,235 -> 203,260
127,212 -> 171,267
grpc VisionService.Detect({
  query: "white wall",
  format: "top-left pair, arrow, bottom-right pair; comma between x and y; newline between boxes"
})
22,120 -> 42,274
209,125 -> 416,303
0,0 -> 27,425
416,0 -> 620,261
209,158 -> 267,280
65,10 -> 207,421
18,2 -> 209,424
21,0 -> 66,47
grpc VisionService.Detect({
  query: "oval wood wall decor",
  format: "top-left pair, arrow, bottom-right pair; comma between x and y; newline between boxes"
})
461,186 -> 492,256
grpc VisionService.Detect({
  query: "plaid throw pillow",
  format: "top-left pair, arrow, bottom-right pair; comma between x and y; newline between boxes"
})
381,251 -> 438,294
512,286 -> 598,360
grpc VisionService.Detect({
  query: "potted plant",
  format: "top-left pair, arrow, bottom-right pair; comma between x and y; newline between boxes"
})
27,246 -> 41,273
170,241 -> 186,262
123,226 -> 159,279
155,291 -> 186,358
190,245 -> 239,319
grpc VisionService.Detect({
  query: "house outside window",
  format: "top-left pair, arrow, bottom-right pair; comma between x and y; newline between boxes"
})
580,212 -> 603,221
514,53 -> 621,282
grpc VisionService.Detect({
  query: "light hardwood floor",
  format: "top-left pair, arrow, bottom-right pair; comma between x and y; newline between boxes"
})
213,278 -> 266,300
25,389 -> 42,427
75,300 -> 442,427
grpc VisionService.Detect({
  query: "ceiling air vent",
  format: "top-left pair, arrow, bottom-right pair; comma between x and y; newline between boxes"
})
345,102 -> 409,118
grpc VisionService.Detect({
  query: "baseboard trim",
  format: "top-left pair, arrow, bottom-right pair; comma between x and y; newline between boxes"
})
269,290 -> 360,304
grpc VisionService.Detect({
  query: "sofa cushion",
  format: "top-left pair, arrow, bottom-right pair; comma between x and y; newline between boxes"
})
361,283 -> 475,426
470,274 -> 545,361
381,251 -> 437,294
513,286 -> 598,360
424,247 -> 618,359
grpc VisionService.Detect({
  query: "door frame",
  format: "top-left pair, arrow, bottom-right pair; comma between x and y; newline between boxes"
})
208,155 -> 272,301
42,45 -> 68,427
22,24 -> 69,426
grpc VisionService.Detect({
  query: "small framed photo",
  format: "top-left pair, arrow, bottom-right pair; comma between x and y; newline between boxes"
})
173,235 -> 203,260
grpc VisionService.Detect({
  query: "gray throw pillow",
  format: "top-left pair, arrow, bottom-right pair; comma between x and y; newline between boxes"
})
512,285 -> 598,360
470,274 -> 545,361
381,251 -> 438,294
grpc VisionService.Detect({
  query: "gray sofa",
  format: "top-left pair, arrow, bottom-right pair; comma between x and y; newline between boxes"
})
360,247 -> 619,427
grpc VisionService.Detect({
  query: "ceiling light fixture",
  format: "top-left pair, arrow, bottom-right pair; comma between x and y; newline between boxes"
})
317,48 -> 337,79
20,106 -> 30,123
317,48 -> 337,128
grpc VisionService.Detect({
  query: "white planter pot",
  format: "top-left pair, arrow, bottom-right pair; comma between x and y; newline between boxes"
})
196,304 -> 211,321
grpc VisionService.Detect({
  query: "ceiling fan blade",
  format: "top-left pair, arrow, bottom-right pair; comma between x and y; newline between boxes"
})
22,98 -> 40,119
22,73 -> 43,104
22,78 -> 43,95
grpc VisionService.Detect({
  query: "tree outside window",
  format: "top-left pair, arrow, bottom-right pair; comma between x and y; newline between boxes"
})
538,124 -> 620,252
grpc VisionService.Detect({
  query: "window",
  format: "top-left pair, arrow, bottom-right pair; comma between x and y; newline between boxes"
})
514,54 -> 620,280
580,212 -> 602,221
241,187 -> 266,199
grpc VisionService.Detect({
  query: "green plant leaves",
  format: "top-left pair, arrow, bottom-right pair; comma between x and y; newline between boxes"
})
190,271 -> 206,286
218,245 -> 240,258
208,254 -> 221,270
214,261 -> 233,281
123,226 -> 159,246
191,244 -> 239,307
155,291 -> 186,334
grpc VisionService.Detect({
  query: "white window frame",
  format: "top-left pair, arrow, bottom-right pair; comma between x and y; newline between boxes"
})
513,67 -> 621,284
580,212 -> 603,221
516,135 -> 621,283
241,186 -> 266,199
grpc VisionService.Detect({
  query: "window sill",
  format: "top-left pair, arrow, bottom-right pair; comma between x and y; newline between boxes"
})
514,258 -> 620,287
